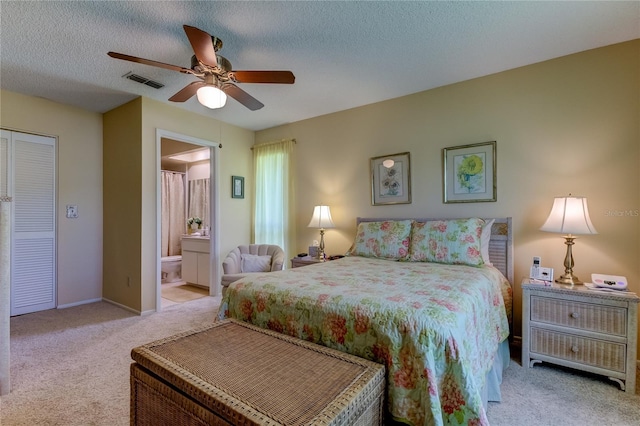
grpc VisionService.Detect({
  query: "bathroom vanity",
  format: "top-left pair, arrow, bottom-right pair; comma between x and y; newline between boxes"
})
181,236 -> 210,288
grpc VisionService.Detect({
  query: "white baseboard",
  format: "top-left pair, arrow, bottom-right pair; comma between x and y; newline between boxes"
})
57,298 -> 102,309
59,297 -> 156,316
102,297 -> 142,315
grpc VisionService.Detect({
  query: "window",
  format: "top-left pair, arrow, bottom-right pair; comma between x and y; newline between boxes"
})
253,140 -> 296,259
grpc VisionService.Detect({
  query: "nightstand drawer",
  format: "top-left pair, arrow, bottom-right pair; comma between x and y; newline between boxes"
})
531,296 -> 627,337
530,327 -> 626,373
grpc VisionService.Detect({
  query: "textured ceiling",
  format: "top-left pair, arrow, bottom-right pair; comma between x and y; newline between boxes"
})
1,1 -> 638,131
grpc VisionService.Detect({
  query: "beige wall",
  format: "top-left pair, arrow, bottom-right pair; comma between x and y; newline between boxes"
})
139,98 -> 254,312
2,91 -> 255,315
188,161 -> 210,181
103,98 -> 143,310
0,90 -> 103,307
257,40 -> 640,344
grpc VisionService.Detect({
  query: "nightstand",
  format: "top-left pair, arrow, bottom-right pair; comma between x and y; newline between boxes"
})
522,279 -> 639,393
290,256 -> 323,268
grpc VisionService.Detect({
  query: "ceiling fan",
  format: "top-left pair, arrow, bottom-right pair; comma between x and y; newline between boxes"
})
108,25 -> 295,111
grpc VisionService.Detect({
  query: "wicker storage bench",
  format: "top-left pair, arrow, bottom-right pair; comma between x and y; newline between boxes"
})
130,318 -> 385,425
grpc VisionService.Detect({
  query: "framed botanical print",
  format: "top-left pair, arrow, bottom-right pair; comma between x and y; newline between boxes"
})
370,152 -> 411,205
443,141 -> 496,203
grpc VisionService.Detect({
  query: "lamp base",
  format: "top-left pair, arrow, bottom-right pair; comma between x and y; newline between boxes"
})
555,273 -> 583,286
317,228 -> 327,261
317,249 -> 326,262
555,234 -> 583,287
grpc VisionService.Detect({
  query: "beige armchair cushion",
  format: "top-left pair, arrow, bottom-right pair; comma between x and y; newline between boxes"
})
240,254 -> 272,272
221,244 -> 285,295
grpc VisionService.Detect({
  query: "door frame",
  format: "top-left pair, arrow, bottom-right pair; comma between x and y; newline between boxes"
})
155,129 -> 220,312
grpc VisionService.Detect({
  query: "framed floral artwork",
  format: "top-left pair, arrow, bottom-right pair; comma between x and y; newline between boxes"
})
370,152 -> 411,205
443,141 -> 496,203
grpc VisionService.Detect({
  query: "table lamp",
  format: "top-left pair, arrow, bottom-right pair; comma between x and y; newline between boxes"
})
540,195 -> 597,286
307,205 -> 335,260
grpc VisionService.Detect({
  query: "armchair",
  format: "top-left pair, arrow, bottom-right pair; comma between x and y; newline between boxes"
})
221,244 -> 285,295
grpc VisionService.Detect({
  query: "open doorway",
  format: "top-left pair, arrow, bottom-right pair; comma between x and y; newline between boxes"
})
156,130 -> 220,311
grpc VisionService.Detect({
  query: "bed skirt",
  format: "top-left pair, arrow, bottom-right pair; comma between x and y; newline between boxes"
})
482,339 -> 511,408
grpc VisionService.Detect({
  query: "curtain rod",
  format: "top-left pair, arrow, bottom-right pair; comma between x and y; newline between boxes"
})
161,170 -> 186,174
250,138 -> 296,150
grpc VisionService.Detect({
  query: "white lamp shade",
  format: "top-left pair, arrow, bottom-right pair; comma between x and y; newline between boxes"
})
307,205 -> 335,229
540,196 -> 597,235
196,86 -> 227,109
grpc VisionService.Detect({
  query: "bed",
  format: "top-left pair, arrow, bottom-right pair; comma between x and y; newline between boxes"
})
217,217 -> 513,425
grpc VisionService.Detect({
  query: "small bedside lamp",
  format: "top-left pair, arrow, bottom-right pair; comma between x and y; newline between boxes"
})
307,205 -> 335,261
540,195 -> 597,286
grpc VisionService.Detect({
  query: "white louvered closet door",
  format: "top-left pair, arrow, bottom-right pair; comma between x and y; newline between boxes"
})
10,131 -> 56,316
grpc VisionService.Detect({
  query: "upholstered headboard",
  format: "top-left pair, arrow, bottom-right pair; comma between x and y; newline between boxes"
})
355,217 -> 514,287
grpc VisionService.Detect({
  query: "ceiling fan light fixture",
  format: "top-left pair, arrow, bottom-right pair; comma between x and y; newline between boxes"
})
108,25 -> 294,111
196,85 -> 227,109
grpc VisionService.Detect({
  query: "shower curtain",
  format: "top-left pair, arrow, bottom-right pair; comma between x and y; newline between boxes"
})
161,171 -> 186,257
188,178 -> 210,230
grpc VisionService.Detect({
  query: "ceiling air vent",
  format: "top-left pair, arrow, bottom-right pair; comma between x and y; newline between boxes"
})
123,72 -> 164,89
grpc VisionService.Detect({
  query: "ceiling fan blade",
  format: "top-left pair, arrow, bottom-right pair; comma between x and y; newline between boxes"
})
230,70 -> 295,84
169,81 -> 207,102
107,52 -> 192,74
222,84 -> 264,111
183,25 -> 218,68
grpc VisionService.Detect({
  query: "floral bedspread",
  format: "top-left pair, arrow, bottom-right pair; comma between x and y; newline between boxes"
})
217,256 -> 511,426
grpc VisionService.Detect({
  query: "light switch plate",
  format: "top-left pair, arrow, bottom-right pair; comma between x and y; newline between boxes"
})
66,205 -> 78,218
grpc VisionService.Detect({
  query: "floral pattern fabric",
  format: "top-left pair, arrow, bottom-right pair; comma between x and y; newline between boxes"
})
217,256 -> 511,426
347,220 -> 413,260
409,218 -> 485,266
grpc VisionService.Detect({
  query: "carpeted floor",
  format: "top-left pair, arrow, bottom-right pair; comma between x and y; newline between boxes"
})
2,298 -> 639,425
2,296 -> 222,426
486,346 -> 640,425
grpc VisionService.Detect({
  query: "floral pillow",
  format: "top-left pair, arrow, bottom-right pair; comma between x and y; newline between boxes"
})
348,220 -> 412,260
481,218 -> 495,265
409,218 -> 485,266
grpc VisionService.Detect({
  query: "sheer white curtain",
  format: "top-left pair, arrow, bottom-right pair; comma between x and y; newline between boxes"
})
188,178 -> 210,229
161,171 -> 185,257
253,139 -> 296,260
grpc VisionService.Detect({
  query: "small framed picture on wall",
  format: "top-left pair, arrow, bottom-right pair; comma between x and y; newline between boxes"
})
232,175 -> 244,199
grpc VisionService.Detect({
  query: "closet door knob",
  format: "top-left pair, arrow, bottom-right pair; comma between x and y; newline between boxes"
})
570,312 -> 579,319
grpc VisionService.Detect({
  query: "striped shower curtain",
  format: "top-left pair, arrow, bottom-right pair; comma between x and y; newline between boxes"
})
161,171 -> 186,257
